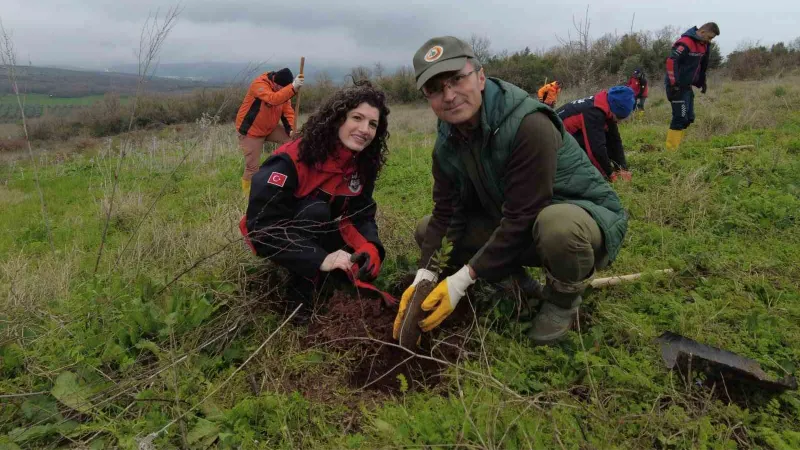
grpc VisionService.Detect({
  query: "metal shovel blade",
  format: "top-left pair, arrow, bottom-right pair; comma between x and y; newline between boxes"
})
656,331 -> 797,392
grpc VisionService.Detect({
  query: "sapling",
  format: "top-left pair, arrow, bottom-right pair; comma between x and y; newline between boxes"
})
398,237 -> 453,349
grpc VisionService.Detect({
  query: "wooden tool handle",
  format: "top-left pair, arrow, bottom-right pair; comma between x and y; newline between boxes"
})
294,56 -> 306,131
591,269 -> 673,288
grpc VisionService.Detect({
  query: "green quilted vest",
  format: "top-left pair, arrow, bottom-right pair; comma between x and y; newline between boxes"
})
433,78 -> 628,261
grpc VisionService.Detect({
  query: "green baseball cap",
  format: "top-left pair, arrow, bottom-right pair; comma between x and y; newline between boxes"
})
413,36 -> 476,90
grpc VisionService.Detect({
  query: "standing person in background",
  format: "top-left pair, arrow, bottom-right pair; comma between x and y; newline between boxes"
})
537,80 -> 563,108
235,68 -> 304,196
627,68 -> 648,112
664,22 -> 719,151
557,86 -> 635,182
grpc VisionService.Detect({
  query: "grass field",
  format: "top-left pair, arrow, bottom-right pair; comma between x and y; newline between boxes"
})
1,77 -> 799,449
0,94 -> 110,124
0,94 -> 109,106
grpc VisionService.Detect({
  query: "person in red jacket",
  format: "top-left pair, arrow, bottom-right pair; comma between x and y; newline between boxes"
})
627,68 -> 648,111
243,81 -> 390,310
235,68 -> 305,195
556,86 -> 635,181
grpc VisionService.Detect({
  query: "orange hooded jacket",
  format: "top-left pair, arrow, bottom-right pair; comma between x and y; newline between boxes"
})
537,82 -> 561,107
235,72 -> 297,138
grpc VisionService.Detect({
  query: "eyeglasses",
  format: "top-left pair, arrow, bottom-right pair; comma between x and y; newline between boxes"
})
421,70 -> 477,99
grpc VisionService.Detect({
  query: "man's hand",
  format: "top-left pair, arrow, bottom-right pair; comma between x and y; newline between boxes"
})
701,83 -> 707,94
320,250 -> 352,272
292,74 -> 305,91
392,269 -> 437,340
667,85 -> 682,101
349,244 -> 381,282
419,265 -> 476,332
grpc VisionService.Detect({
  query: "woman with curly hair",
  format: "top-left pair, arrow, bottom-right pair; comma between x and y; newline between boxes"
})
243,81 -> 390,306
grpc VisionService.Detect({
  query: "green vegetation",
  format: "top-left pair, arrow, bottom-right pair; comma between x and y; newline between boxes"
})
0,95 -> 109,123
1,78 -> 799,449
0,65 -> 213,97
0,94 -> 108,106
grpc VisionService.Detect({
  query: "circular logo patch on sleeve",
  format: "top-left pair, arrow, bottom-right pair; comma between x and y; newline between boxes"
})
424,45 -> 444,62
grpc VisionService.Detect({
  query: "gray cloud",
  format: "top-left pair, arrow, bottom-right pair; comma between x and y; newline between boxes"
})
2,0 -> 799,72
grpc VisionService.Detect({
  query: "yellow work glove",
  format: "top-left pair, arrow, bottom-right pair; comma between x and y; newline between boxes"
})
392,268 -> 437,340
419,265 -> 476,332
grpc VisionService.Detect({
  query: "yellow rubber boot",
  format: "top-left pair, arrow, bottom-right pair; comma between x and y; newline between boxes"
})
665,129 -> 684,151
241,179 -> 251,197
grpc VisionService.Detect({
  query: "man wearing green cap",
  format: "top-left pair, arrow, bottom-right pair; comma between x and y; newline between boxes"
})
392,36 -> 628,345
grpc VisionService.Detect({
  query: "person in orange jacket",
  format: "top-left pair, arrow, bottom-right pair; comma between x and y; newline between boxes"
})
537,80 -> 563,108
235,68 -> 304,195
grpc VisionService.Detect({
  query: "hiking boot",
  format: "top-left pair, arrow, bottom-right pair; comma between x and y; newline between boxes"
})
528,292 -> 581,345
527,268 -> 592,345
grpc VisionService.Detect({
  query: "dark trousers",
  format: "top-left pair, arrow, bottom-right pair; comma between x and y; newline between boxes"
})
284,197 -> 352,304
669,87 -> 695,130
415,204 -> 607,287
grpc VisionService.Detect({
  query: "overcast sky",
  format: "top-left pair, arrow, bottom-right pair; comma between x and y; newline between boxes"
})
2,0 -> 799,72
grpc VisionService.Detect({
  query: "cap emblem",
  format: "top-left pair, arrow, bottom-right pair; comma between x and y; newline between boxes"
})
424,45 -> 444,62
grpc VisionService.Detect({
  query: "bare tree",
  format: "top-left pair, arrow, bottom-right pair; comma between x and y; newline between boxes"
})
555,5 -> 599,88
315,70 -> 333,88
373,62 -> 385,79
468,34 -> 492,63
0,20 -> 55,254
349,65 -> 372,83
654,26 -> 682,44
94,5 -> 182,274
790,36 -> 800,51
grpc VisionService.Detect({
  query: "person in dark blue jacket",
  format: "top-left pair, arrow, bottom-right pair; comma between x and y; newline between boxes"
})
664,22 -> 719,151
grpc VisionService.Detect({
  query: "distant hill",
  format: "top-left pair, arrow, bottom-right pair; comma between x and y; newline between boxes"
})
109,62 -> 356,85
0,65 -> 219,98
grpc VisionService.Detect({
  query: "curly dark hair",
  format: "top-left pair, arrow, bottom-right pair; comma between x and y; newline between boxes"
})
297,80 -> 390,183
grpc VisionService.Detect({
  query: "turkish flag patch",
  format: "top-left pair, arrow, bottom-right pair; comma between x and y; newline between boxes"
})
267,171 -> 288,187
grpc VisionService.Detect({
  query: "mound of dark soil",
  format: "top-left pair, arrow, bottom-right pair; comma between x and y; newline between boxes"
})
304,289 -> 468,393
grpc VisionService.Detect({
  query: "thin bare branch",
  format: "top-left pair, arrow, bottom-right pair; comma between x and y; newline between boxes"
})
0,21 -> 55,254
137,304 -> 302,447
94,5 -> 182,274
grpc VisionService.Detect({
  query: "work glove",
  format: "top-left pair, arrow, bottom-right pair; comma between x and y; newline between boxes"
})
701,83 -> 707,94
610,169 -> 632,182
319,250 -> 353,273
419,265 -> 476,332
392,268 -> 437,339
292,74 -> 305,91
667,85 -> 682,102
349,243 -> 382,282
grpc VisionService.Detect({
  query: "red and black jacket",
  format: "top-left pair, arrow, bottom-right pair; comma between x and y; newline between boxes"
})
244,139 -> 384,278
556,90 -> 627,178
627,75 -> 649,99
665,27 -> 710,89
